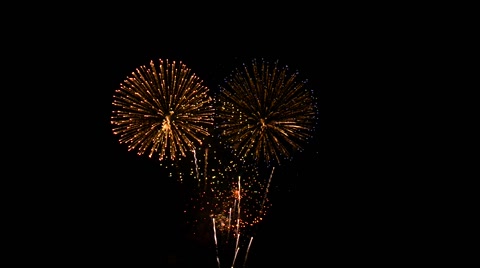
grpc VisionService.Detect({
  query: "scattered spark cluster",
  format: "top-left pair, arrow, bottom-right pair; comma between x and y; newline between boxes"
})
111,58 -> 318,267
183,146 -> 273,233
181,145 -> 273,268
111,59 -> 214,162
215,58 -> 318,166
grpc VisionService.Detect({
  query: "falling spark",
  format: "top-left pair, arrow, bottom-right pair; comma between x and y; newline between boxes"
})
227,207 -> 232,239
235,176 -> 241,250
204,147 -> 209,191
259,167 -> 274,216
193,149 -> 200,183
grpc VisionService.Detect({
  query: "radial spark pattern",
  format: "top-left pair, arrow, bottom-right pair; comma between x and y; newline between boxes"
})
111,59 -> 214,161
216,58 -> 318,165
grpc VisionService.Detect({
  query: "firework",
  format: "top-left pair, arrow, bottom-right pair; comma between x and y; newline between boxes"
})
184,145 -> 272,233
215,58 -> 318,166
208,168 -> 273,268
110,57 -> 318,266
111,59 -> 214,162
182,145 -> 273,267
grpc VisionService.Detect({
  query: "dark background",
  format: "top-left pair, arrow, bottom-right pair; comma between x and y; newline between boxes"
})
4,6 -> 478,265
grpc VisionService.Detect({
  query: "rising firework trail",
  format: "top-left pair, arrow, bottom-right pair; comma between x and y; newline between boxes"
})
213,217 -> 221,268
243,237 -> 254,268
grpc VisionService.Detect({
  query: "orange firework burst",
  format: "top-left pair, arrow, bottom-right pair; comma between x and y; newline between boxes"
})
111,59 -> 214,161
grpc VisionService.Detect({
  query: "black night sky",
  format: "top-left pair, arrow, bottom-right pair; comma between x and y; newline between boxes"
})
5,7 -> 478,265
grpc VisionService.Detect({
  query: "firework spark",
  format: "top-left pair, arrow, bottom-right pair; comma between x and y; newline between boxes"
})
209,173 -> 268,268
184,147 -> 273,234
215,58 -> 318,166
181,145 -> 273,267
111,59 -> 214,162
